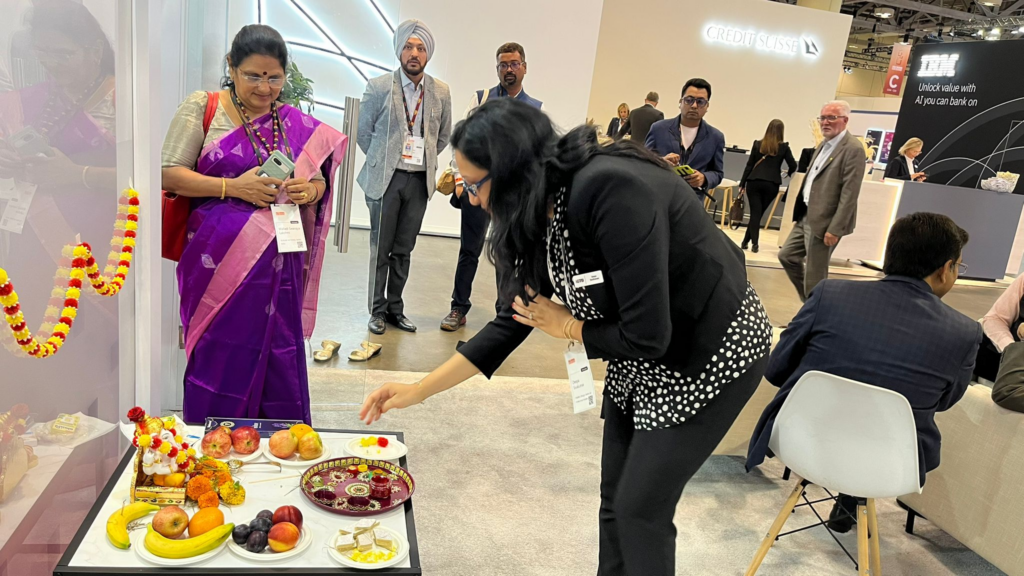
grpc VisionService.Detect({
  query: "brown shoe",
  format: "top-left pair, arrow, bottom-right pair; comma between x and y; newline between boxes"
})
440,309 -> 467,332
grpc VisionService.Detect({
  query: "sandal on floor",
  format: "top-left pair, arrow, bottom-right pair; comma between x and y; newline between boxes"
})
348,341 -> 383,362
313,340 -> 342,362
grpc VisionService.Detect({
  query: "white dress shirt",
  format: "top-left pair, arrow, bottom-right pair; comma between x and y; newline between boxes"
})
905,156 -> 916,178
802,129 -> 847,205
397,70 -> 426,172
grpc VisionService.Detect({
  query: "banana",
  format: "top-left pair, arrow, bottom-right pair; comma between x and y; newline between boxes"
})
143,523 -> 234,559
106,502 -> 160,549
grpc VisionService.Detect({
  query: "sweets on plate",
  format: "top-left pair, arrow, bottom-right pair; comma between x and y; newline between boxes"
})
356,532 -> 374,552
336,533 -> 356,553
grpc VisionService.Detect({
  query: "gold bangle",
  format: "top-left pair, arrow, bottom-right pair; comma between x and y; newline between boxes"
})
220,178 -> 227,200
81,166 -> 90,189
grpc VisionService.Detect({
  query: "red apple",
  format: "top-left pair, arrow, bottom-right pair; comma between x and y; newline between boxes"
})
231,426 -> 260,455
201,427 -> 232,458
267,521 -> 300,552
268,430 -> 298,459
272,505 -> 303,530
152,505 -> 188,539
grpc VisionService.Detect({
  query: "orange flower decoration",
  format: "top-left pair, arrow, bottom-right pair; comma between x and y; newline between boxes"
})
197,491 -> 220,509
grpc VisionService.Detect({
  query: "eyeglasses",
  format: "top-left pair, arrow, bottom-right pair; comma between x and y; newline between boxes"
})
464,175 -> 491,198
818,115 -> 848,123
957,262 -> 968,275
497,61 -> 523,72
240,74 -> 286,88
682,96 -> 709,109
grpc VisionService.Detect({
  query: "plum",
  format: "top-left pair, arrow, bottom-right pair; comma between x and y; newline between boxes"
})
245,529 -> 268,553
249,517 -> 272,532
231,524 -> 252,545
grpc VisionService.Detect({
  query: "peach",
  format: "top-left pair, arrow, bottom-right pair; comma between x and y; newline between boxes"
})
267,521 -> 300,552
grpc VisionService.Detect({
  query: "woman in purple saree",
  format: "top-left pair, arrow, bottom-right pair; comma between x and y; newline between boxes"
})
162,25 -> 346,424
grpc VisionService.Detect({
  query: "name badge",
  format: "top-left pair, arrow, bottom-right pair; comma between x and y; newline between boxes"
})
0,181 -> 37,234
402,135 -> 425,166
271,203 -> 307,253
564,343 -> 598,414
572,271 -> 604,288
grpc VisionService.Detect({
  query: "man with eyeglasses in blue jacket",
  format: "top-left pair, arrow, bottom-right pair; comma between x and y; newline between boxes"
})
440,42 -> 543,332
646,78 -> 725,198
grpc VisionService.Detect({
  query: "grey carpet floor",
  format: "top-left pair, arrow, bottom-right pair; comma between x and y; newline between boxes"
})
308,368 -> 1003,576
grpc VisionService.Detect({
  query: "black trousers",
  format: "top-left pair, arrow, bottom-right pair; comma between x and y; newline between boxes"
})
366,170 -> 428,315
742,180 -> 777,248
598,356 -> 767,576
450,192 -> 493,315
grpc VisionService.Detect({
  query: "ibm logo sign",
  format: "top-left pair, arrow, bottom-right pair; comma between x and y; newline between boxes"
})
917,54 -> 959,78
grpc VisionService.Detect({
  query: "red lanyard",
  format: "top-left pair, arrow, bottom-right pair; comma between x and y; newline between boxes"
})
402,84 -> 424,137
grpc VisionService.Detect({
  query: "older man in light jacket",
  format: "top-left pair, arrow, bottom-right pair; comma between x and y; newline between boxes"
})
358,19 -> 452,335
779,100 -> 866,302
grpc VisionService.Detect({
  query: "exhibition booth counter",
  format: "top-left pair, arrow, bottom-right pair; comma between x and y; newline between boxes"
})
776,175 -> 1024,282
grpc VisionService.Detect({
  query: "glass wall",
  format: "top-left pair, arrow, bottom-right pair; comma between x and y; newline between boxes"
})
0,0 -> 134,574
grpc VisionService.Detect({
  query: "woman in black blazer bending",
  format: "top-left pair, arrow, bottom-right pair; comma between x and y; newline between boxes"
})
739,119 -> 796,253
885,137 -> 927,181
360,99 -> 772,576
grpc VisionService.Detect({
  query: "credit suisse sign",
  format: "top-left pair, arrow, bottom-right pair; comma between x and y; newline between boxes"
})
705,24 -> 821,58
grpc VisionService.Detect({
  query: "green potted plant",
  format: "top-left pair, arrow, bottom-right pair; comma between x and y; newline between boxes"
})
280,61 -> 315,112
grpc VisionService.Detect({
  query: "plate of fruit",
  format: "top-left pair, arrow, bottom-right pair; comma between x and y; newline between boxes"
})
301,458 -> 415,516
131,505 -> 233,566
263,424 -> 331,467
199,425 -> 263,463
344,435 -> 408,461
228,505 -> 312,562
328,520 -> 409,570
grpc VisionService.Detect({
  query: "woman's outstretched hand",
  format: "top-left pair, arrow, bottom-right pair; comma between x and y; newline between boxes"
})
360,382 -> 424,425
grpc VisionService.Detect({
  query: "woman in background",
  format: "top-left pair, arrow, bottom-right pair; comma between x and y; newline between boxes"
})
885,137 -> 927,181
606,102 -> 628,139
161,24 -> 347,424
739,119 -> 796,253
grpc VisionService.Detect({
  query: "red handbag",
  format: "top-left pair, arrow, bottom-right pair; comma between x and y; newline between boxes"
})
161,91 -> 219,262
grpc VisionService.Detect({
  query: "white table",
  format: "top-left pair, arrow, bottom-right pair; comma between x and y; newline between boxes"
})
54,428 -> 421,575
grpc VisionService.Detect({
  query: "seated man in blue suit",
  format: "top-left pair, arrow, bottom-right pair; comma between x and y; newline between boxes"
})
645,77 -> 725,197
746,212 -> 982,533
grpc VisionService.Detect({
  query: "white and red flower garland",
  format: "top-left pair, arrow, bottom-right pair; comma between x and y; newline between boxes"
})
0,187 -> 139,358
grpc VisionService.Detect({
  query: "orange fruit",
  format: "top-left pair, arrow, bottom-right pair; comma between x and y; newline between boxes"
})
289,424 -> 314,441
188,507 -> 224,538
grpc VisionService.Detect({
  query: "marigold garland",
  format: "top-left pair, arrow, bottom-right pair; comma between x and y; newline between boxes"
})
0,187 -> 139,359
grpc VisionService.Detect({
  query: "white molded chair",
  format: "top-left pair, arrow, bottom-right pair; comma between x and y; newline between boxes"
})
746,371 -> 923,576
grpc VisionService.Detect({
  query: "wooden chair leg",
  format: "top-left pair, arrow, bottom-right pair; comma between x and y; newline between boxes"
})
745,479 -> 807,576
867,499 -> 882,576
765,191 -> 783,230
857,503 -> 870,576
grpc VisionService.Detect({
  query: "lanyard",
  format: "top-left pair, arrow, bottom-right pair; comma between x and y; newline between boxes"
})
401,83 -> 424,137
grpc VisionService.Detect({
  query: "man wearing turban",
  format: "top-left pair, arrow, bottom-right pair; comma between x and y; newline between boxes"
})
357,19 -> 452,335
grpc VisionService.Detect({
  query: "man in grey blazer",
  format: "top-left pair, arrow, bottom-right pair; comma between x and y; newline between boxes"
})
358,19 -> 452,334
779,100 -> 866,302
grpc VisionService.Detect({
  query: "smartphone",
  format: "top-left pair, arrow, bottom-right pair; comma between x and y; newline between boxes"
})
10,126 -> 52,157
675,164 -> 696,176
257,149 -> 295,181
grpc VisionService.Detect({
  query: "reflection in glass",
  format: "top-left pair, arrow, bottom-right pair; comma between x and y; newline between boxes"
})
0,1 -> 127,574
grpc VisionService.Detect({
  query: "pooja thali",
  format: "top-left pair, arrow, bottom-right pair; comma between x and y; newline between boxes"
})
300,457 -> 415,516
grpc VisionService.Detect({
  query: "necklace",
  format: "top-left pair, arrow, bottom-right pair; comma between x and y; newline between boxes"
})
37,75 -> 106,140
231,90 -> 291,162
